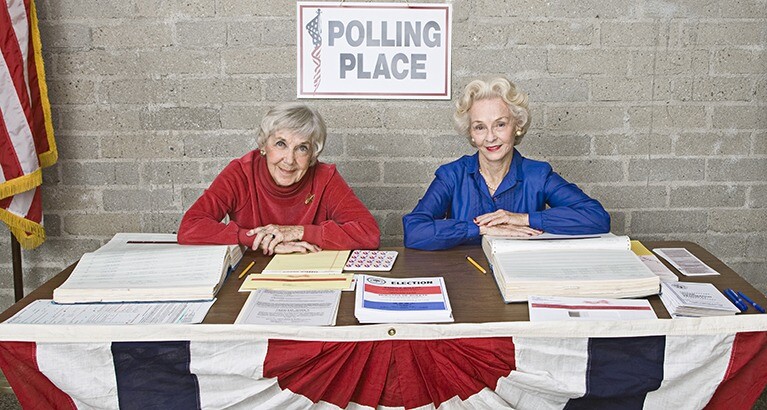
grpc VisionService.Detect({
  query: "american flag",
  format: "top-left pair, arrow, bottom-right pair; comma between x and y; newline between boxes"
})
0,0 -> 57,249
305,9 -> 322,92
0,317 -> 766,409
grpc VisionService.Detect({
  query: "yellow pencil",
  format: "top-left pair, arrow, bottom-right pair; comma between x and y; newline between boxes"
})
238,260 -> 256,279
465,255 -> 487,274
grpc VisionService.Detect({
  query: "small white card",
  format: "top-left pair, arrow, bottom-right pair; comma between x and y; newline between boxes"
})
344,250 -> 398,272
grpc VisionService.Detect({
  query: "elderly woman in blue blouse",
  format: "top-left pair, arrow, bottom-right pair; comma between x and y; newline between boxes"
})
403,77 -> 610,251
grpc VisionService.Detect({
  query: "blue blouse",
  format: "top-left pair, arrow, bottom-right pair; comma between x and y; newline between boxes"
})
403,150 -> 611,250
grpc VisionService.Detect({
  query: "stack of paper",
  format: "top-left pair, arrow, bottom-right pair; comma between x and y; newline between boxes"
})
53,233 -> 242,303
482,234 -> 660,302
659,282 -> 740,318
354,275 -> 453,323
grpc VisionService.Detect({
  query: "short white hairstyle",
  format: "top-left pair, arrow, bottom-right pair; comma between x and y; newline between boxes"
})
453,77 -> 531,146
257,102 -> 327,164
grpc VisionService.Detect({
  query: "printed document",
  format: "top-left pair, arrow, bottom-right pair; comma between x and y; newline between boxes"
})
4,299 -> 214,325
631,241 -> 678,282
235,289 -> 341,326
653,248 -> 719,276
528,295 -> 657,321
354,275 -> 453,323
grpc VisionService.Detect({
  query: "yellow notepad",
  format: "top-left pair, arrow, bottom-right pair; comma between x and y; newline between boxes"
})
239,274 -> 354,291
261,250 -> 351,274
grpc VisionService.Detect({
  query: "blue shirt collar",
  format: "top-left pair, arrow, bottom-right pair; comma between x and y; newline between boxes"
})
470,149 -> 523,194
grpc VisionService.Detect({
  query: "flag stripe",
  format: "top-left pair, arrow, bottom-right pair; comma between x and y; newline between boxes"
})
363,300 -> 446,310
7,185 -> 33,217
706,331 -> 767,409
0,342 -> 77,409
37,342 -> 119,409
365,284 -> 443,294
565,336 -> 665,409
6,0 -> 31,102
112,341 -> 202,410
0,40 -> 36,180
190,339 -> 289,409
0,1 -> 37,178
499,337 -> 588,408
1,320 -> 766,409
0,0 -> 55,249
643,334 -> 733,408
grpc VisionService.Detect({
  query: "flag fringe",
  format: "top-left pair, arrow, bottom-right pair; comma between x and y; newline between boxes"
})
0,170 -> 43,201
0,208 -> 45,249
29,0 -> 57,168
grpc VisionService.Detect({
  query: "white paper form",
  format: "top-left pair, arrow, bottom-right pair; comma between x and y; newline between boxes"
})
62,246 -> 227,290
528,296 -> 657,322
235,289 -> 341,326
4,299 -> 214,325
630,241 -> 678,282
653,248 -> 719,276
493,249 -> 650,281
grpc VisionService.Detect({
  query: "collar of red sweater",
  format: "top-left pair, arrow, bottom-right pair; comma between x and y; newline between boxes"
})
251,151 -> 326,199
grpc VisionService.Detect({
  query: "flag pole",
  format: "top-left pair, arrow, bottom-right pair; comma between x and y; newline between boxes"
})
11,234 -> 23,301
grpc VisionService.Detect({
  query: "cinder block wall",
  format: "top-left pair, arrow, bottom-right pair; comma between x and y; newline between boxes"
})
1,0 -> 765,308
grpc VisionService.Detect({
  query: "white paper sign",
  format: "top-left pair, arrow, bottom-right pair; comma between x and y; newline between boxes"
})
297,2 -> 452,99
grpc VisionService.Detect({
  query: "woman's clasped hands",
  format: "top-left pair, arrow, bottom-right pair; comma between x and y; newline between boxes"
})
474,210 -> 543,238
246,225 -> 321,255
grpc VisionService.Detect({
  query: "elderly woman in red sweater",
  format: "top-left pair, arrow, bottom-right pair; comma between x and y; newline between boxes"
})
178,102 -> 380,254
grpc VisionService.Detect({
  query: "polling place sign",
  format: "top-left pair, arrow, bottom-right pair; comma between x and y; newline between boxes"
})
297,2 -> 452,99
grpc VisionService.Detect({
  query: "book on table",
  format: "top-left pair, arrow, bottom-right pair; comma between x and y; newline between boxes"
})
52,233 -> 243,304
482,233 -> 661,303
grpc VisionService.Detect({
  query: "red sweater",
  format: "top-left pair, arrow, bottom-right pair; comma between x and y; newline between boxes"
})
178,151 -> 380,250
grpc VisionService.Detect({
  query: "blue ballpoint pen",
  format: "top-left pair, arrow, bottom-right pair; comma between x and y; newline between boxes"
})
723,288 -> 748,312
737,291 -> 766,313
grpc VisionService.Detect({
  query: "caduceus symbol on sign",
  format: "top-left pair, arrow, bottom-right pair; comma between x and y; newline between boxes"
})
306,9 -> 322,93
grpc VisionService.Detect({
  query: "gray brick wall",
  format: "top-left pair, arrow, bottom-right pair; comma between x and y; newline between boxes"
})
1,0 -> 765,309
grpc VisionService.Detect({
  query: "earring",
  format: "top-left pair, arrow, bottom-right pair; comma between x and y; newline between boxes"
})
515,130 -> 523,137
259,149 -> 266,156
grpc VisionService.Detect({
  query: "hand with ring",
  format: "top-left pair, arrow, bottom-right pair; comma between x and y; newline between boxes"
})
246,225 -> 306,255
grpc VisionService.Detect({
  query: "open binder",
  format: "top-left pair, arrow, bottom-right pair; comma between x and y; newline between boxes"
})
53,233 -> 242,304
482,234 -> 660,303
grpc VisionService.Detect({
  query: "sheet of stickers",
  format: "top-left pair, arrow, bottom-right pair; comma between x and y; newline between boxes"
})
344,250 -> 398,272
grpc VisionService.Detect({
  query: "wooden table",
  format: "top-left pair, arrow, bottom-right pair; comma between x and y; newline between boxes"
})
2,241 -> 765,324
1,241 -> 766,410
